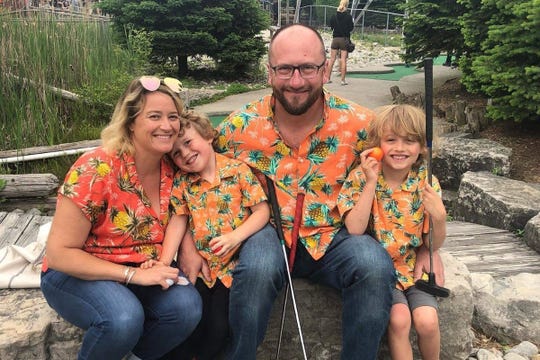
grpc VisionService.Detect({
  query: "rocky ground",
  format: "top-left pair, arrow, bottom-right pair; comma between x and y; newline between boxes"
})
433,78 -> 540,184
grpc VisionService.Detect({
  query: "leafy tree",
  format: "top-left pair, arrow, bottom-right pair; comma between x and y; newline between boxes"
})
99,0 -> 270,78
458,0 -> 498,92
466,0 -> 540,122
400,0 -> 465,65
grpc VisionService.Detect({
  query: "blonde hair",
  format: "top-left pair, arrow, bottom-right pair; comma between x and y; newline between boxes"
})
101,78 -> 185,155
338,0 -> 349,12
368,104 -> 428,168
179,110 -> 218,146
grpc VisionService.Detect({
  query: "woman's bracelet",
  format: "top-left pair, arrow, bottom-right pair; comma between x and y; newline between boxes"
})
122,266 -> 130,283
125,268 -> 136,285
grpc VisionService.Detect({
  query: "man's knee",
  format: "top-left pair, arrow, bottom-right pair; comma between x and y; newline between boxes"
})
238,224 -> 284,275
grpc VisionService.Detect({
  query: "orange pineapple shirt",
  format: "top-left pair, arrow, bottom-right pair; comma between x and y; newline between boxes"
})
42,147 -> 174,272
215,91 -> 374,260
170,153 -> 267,288
338,165 -> 443,290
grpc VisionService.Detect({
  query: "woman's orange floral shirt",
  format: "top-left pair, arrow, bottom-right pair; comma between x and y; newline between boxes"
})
50,147 -> 174,265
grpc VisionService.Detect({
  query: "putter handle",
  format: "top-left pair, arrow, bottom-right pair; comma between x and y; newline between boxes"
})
266,176 -> 286,245
424,57 -> 433,186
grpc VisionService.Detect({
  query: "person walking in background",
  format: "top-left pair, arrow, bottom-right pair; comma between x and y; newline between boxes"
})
40,76 -> 202,360
338,104 -> 447,360
327,0 -> 354,85
150,111 -> 270,360
178,23 -> 396,360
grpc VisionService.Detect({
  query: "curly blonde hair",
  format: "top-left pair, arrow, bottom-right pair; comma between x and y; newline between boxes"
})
367,104 -> 428,169
100,78 -> 185,155
178,110 -> 218,147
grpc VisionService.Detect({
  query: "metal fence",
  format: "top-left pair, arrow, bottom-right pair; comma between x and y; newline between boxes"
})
274,4 -> 405,45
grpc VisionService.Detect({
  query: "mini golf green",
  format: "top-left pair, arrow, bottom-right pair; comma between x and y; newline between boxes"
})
209,114 -> 227,127
349,56 -> 450,81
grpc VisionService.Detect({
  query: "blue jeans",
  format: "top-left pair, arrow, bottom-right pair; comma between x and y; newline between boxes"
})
226,225 -> 395,360
41,269 -> 202,360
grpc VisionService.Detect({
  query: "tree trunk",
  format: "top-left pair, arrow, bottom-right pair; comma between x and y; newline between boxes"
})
177,54 -> 189,77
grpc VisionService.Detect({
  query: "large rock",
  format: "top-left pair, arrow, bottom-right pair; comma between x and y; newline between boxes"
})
0,289 -> 82,360
258,252 -> 474,360
438,252 -> 475,359
454,171 -> 540,232
471,273 -> 540,344
432,136 -> 511,190
524,213 -> 540,254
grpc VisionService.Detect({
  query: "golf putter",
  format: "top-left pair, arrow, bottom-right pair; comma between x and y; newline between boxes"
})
266,176 -> 308,360
415,58 -> 450,298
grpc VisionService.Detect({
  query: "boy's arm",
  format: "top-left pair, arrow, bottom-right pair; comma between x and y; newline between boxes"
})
210,201 -> 270,257
343,180 -> 376,234
342,149 -> 380,235
422,183 -> 447,250
160,214 -> 188,266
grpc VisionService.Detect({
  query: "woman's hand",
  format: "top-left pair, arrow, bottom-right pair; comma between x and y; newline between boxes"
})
130,262 -> 180,289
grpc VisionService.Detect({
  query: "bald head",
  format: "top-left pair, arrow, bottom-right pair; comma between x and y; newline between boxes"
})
268,24 -> 326,64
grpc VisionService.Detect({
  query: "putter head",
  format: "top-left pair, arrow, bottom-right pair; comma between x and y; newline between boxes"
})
416,274 -> 450,298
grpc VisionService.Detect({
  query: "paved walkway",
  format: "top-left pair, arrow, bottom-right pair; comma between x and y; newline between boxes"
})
194,65 -> 461,116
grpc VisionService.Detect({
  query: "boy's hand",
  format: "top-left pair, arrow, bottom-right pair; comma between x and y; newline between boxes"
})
140,259 -> 161,269
359,148 -> 382,184
209,234 -> 241,257
422,184 -> 446,221
414,247 -> 445,286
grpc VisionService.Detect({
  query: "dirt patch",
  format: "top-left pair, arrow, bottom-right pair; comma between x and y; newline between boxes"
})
434,78 -> 540,184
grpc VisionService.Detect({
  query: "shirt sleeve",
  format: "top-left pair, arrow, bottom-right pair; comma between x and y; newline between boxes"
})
238,162 -> 268,209
337,166 -> 366,217
58,150 -> 110,224
170,173 -> 190,216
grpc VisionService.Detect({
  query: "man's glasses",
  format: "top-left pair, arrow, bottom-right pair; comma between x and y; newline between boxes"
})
139,76 -> 182,93
269,60 -> 326,79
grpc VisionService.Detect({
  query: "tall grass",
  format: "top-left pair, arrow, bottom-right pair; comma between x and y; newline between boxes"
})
0,12 -> 145,153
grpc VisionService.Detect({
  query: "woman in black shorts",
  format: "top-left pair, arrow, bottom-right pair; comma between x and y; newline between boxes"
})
328,0 -> 354,85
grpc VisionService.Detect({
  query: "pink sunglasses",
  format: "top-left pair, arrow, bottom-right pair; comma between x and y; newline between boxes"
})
139,76 -> 182,93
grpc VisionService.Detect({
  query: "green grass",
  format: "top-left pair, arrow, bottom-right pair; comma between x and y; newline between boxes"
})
0,12 -> 152,178
348,56 -> 451,81
209,114 -> 228,127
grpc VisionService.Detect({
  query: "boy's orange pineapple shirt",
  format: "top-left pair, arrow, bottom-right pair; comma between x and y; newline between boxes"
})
170,153 -> 267,288
338,165 -> 443,290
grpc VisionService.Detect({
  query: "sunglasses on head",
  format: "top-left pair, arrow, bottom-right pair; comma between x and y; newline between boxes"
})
139,76 -> 182,93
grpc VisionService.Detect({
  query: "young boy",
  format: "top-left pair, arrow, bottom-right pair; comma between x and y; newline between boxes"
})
337,104 -> 447,360
145,110 -> 270,360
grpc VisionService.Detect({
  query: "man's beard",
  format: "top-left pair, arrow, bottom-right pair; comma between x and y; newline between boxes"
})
273,85 -> 323,116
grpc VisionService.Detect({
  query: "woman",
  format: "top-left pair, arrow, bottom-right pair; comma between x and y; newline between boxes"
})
40,76 -> 202,360
328,0 -> 354,85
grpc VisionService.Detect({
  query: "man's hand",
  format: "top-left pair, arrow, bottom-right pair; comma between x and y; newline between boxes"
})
414,246 -> 445,286
178,232 -> 211,284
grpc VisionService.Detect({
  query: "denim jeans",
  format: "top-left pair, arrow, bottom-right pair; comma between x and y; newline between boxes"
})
226,225 -> 395,360
41,269 -> 202,360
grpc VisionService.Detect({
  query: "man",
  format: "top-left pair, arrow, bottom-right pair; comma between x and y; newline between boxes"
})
179,24 -> 440,359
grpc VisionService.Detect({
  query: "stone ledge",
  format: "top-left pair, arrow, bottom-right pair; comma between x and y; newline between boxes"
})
454,171 -> 540,232
0,253 -> 474,360
432,135 -> 512,190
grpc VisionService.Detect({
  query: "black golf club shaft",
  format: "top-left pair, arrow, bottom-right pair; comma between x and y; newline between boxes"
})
415,58 -> 450,298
